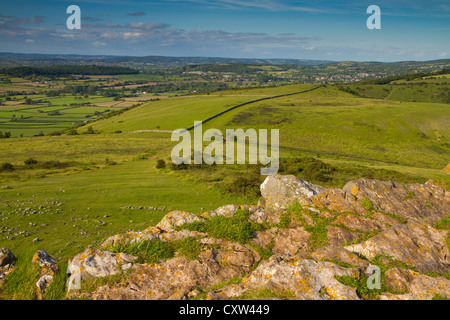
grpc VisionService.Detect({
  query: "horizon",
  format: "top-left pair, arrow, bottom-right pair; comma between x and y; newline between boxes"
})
0,1 -> 449,62
2,51 -> 450,65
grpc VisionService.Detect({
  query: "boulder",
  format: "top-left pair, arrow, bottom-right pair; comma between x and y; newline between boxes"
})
381,267 -> 450,300
271,227 -> 311,256
67,247 -> 138,291
332,214 -> 386,233
93,257 -> 243,300
309,188 -> 368,215
326,226 -> 363,246
345,221 -> 450,274
209,255 -> 360,300
312,245 -> 370,269
342,178 -> 449,221
260,175 -> 324,209
32,250 -> 59,299
0,248 -> 16,289
156,210 -> 204,232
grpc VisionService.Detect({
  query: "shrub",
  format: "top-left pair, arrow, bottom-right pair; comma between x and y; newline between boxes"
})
24,158 -> 38,166
156,159 -> 166,169
0,162 -> 15,172
66,128 -> 78,135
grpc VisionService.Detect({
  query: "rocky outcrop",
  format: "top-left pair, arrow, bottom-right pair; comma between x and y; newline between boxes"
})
65,174 -> 449,300
0,248 -> 16,289
207,254 -> 361,300
32,250 -> 59,299
260,175 -> 325,209
3,172 -> 449,301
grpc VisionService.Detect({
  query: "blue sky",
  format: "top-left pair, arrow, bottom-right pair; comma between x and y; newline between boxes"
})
0,0 -> 449,61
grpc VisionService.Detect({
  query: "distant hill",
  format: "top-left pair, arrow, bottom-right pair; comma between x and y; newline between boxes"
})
0,52 -> 331,68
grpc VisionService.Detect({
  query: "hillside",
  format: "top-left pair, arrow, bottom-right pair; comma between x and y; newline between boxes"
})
1,172 -> 449,301
0,78 -> 448,301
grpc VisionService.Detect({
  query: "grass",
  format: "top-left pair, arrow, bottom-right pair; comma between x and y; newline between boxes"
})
107,239 -> 175,264
1,250 -> 41,300
177,209 -> 262,245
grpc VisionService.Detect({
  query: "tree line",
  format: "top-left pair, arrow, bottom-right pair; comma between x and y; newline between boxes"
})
0,65 -> 139,77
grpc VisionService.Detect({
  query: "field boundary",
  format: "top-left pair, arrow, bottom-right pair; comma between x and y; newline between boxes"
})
179,84 -> 325,132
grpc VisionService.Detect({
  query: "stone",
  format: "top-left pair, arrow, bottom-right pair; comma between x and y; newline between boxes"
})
332,214 -> 385,233
312,245 -> 370,269
0,248 -> 16,289
156,211 -> 204,232
198,237 -> 261,271
309,188 -> 368,215
260,175 -> 324,209
342,178 -> 450,221
251,228 -> 278,250
381,268 -> 450,300
67,247 -> 137,291
248,207 -> 285,225
32,250 -> 59,299
345,220 -> 450,274
211,255 -> 361,300
326,226 -> 363,246
271,227 -> 311,256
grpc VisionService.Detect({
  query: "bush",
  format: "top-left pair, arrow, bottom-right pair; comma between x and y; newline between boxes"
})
156,159 -> 166,169
24,158 -> 38,166
66,128 -> 78,135
0,162 -> 15,172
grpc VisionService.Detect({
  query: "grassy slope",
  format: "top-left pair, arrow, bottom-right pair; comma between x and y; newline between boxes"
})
0,154 -> 251,259
0,82 -> 448,267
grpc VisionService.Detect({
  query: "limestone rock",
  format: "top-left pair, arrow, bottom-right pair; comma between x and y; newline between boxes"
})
210,255 -> 360,300
198,237 -> 260,271
309,188 -> 367,215
260,175 -> 324,209
67,247 -> 138,291
32,250 -> 59,299
156,210 -> 204,232
0,248 -> 16,289
345,221 -> 450,274
248,207 -> 285,225
251,227 -> 278,250
271,227 -> 311,256
326,226 -> 363,246
381,267 -> 450,300
93,257 -> 243,300
312,245 -> 370,269
342,178 -> 449,221
332,214 -> 386,233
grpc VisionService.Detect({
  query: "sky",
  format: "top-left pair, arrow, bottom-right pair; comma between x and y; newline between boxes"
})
0,0 -> 449,62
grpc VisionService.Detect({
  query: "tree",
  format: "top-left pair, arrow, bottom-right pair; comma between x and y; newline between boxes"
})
86,126 -> 95,134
